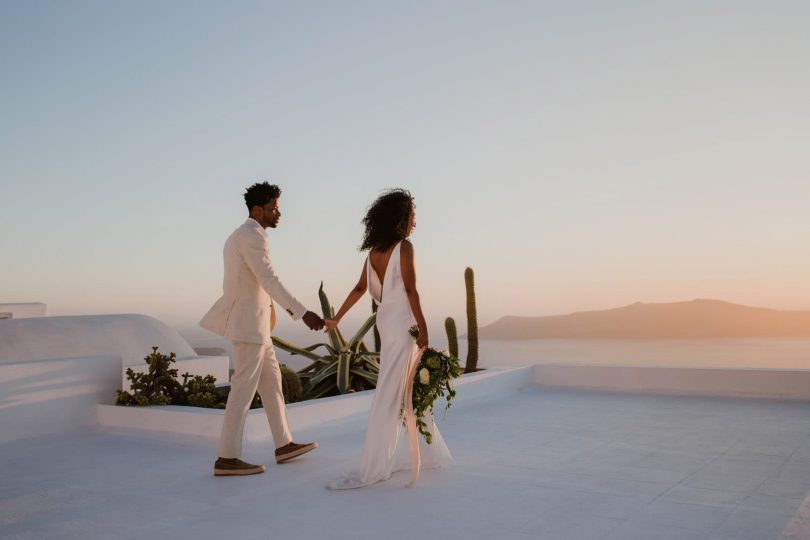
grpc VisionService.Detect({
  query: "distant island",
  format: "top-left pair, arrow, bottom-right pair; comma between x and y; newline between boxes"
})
479,299 -> 810,339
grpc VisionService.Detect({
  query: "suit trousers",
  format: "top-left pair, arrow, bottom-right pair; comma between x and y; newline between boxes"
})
218,341 -> 293,458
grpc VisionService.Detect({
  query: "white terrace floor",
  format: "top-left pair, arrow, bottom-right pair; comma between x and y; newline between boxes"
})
3,387 -> 810,540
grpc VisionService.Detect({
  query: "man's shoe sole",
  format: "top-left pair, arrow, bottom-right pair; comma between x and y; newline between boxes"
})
214,465 -> 266,476
276,443 -> 318,464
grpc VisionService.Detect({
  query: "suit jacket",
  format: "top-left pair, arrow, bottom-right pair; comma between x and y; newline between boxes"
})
200,218 -> 307,345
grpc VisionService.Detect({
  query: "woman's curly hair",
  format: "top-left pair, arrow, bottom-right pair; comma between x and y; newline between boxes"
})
360,189 -> 414,252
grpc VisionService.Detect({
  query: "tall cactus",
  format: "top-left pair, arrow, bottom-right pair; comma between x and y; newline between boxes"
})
372,299 -> 381,352
445,317 -> 459,359
464,267 -> 479,373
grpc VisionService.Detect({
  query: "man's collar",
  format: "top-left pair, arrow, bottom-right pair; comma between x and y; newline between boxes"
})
245,217 -> 267,233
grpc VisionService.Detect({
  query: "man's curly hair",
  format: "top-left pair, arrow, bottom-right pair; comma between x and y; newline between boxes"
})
360,189 -> 414,252
244,182 -> 281,211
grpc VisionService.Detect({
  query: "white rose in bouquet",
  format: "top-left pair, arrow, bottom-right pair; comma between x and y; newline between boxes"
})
418,367 -> 430,385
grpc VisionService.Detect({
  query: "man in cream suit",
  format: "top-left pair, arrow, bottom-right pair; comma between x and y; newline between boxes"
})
201,182 -> 324,476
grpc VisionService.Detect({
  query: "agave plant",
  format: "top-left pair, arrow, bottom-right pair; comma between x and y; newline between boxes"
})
272,283 -> 380,400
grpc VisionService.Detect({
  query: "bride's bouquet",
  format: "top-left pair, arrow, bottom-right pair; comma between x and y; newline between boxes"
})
406,326 -> 463,444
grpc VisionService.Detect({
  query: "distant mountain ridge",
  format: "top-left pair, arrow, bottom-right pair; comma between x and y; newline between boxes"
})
479,299 -> 810,339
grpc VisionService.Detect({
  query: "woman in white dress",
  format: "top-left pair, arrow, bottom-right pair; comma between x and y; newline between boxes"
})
325,189 -> 451,489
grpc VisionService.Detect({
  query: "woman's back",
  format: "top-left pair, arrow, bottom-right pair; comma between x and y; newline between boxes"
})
367,242 -> 409,318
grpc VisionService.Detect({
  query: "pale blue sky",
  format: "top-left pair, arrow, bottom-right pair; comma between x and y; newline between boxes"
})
2,1 -> 809,339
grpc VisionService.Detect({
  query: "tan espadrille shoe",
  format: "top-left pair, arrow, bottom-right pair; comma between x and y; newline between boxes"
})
275,442 -> 318,464
214,458 -> 266,476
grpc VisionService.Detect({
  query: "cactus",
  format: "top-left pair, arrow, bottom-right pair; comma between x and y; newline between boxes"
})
272,283 -> 380,400
280,363 -> 303,403
372,299 -> 381,352
464,267 -> 479,373
445,317 -> 459,359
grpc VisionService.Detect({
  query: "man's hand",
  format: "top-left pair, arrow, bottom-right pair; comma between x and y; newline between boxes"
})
323,319 -> 339,332
302,310 -> 324,331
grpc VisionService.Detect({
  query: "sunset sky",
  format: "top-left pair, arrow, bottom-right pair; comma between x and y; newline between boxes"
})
2,1 -> 809,338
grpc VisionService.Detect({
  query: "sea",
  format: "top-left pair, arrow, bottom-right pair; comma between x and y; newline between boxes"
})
178,325 -> 810,372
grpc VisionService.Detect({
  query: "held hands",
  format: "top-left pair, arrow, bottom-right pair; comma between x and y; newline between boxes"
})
323,318 -> 339,332
302,311 -> 325,331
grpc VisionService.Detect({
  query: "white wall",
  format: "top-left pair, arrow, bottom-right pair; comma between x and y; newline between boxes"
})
0,302 -> 47,319
0,355 -> 121,445
533,363 -> 810,400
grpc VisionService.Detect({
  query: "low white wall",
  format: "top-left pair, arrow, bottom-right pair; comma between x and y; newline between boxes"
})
97,392 -> 379,442
0,355 -> 121,445
533,363 -> 810,400
98,403 -> 225,439
0,303 -> 47,319
97,366 -> 532,440
452,365 -> 533,401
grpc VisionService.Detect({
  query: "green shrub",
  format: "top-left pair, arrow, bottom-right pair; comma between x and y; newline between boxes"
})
116,347 -> 302,408
116,347 -> 185,406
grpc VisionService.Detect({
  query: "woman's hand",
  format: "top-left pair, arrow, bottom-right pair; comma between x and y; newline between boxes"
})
323,318 -> 339,332
416,327 -> 429,350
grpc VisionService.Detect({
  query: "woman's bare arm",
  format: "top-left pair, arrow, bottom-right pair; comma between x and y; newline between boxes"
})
324,261 -> 369,331
400,240 -> 428,349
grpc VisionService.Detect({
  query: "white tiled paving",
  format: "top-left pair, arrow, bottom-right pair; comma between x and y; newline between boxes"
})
3,387 -> 810,540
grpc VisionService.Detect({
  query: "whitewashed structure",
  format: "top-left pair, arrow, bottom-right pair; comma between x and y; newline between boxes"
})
0,314 -> 228,443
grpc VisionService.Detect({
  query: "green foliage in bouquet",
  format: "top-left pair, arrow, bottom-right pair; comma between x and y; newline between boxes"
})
407,326 -> 463,444
272,283 -> 380,400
